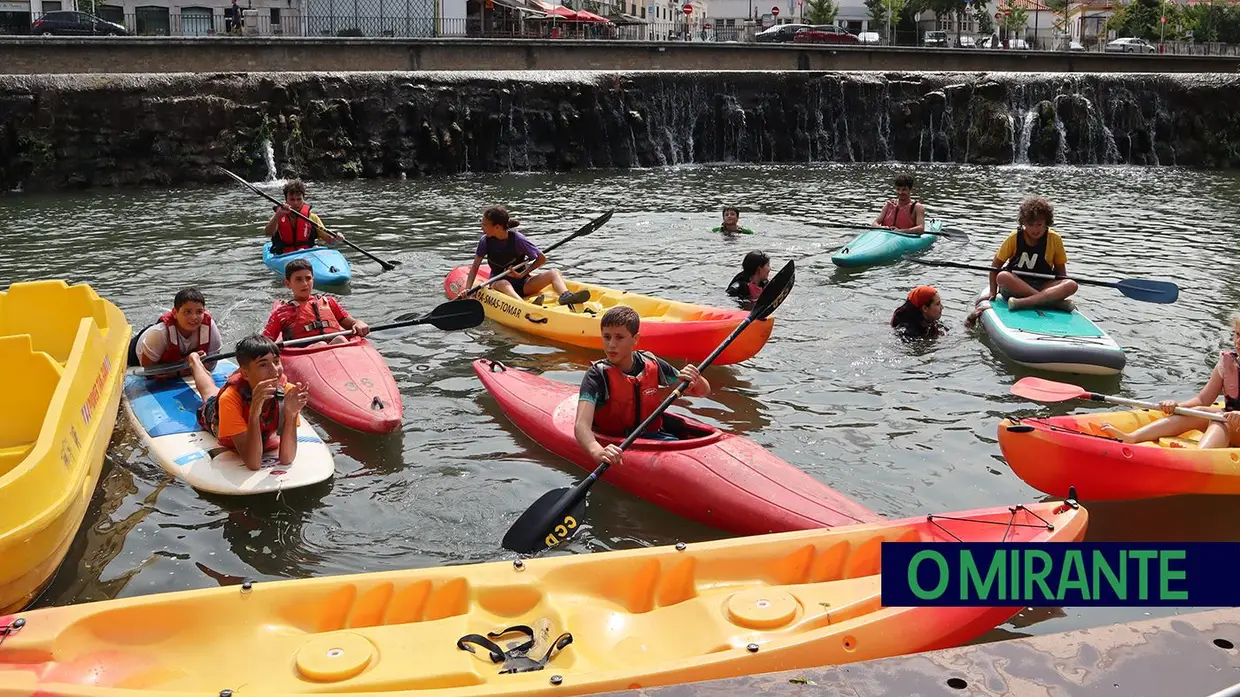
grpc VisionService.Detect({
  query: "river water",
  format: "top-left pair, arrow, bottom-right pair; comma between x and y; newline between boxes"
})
3,162 -> 1238,645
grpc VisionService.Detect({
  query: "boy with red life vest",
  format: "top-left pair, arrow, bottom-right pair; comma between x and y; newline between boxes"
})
126,287 -> 223,375
459,205 -> 588,306
872,172 -> 926,234
574,306 -> 710,466
191,335 -> 308,471
262,259 -> 370,345
264,179 -> 343,255
1100,315 -> 1240,449
966,196 -> 1078,325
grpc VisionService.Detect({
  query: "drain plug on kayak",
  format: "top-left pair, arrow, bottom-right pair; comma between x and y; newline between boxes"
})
372,396 -> 385,410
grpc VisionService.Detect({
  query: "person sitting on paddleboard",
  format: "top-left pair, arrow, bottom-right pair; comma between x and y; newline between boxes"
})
891,285 -> 946,339
967,195 -> 1077,325
264,179 -> 343,255
1100,315 -> 1240,449
192,335 -> 308,471
726,250 -> 770,302
713,206 -> 754,235
459,205 -> 588,306
126,287 -> 223,377
574,306 -> 711,465
262,259 -> 370,346
871,172 -> 926,234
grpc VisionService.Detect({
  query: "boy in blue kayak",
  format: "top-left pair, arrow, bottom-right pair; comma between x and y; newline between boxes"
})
264,179 -> 343,255
262,259 -> 370,345
871,172 -> 926,234
967,196 -> 1077,324
713,206 -> 754,234
190,335 -> 308,471
459,205 -> 588,306
574,306 -> 711,466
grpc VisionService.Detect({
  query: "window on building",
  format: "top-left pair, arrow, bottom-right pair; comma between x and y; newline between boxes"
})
180,5 -> 213,34
135,5 -> 169,34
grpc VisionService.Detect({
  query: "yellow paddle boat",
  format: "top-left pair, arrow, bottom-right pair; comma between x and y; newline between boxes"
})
0,280 -> 130,614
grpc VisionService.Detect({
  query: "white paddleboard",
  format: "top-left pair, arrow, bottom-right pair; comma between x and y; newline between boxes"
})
122,360 -> 336,495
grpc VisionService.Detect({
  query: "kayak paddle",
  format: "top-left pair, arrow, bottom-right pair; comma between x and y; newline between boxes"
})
816,221 -> 968,238
218,166 -> 401,272
501,259 -> 797,555
458,209 -> 615,298
909,259 -> 1180,304
133,299 -> 484,378
1008,377 -> 1226,424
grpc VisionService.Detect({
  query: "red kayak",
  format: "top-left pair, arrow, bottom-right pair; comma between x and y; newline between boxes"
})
280,335 -> 403,434
475,359 -> 879,534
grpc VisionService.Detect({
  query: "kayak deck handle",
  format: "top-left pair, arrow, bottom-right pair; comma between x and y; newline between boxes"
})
524,314 -> 549,324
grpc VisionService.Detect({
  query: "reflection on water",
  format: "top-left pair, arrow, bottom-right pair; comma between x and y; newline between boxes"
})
5,162 -> 1239,641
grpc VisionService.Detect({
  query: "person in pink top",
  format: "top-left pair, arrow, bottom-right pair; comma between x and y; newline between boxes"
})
871,172 -> 926,234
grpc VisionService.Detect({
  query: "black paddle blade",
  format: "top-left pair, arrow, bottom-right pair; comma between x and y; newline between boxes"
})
502,482 -> 590,554
578,209 -> 614,238
426,298 -> 485,330
753,260 -> 795,321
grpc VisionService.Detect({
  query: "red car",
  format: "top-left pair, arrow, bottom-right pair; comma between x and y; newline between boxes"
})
792,24 -> 859,44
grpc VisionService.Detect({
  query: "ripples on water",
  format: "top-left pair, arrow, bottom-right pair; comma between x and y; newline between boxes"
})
3,163 -> 1239,639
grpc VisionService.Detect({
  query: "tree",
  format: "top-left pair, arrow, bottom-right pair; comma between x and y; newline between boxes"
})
1043,0 -> 1070,48
999,0 -> 1029,35
974,1 -> 994,35
1106,0 -> 1160,40
866,0 -> 906,38
805,0 -> 840,24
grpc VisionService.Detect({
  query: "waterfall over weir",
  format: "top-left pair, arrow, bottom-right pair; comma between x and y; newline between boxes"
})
2,71 -> 1238,191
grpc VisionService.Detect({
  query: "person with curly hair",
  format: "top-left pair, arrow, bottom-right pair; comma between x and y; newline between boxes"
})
968,196 -> 1077,324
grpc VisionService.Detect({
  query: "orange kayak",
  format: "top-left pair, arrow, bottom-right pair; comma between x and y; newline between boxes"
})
443,265 -> 773,365
999,408 -> 1240,500
0,500 -> 1086,697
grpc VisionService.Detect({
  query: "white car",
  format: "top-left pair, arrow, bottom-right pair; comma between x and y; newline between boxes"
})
857,30 -> 881,44
1105,37 -> 1156,53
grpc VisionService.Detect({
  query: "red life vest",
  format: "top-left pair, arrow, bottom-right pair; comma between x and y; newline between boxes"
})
156,310 -> 214,364
197,371 -> 283,449
276,204 -> 314,251
879,199 -> 919,229
593,352 -> 665,438
280,296 -> 343,340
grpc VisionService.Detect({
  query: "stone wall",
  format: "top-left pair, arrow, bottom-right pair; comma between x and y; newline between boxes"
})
2,37 -> 1239,75
3,71 -> 1239,192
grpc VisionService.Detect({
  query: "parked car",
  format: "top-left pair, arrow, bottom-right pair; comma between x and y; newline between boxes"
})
793,24 -> 860,44
955,34 -> 976,48
1105,37 -> 1156,53
923,30 -> 948,47
857,30 -> 881,44
978,35 -> 1029,49
754,23 -> 812,43
30,10 -> 128,35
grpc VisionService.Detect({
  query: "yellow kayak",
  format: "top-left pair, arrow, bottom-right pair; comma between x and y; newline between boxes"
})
0,280 -> 130,615
0,500 -> 1086,697
443,266 -> 774,365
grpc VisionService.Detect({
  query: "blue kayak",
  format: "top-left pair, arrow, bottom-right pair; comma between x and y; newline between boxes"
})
830,218 -> 944,268
262,242 -> 352,286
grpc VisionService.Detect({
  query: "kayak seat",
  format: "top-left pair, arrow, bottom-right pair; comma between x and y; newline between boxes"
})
0,335 -> 63,469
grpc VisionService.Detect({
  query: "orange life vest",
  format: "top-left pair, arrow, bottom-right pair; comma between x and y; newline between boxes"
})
197,371 -> 283,449
280,296 -> 343,340
592,352 -> 665,438
879,199 -> 918,229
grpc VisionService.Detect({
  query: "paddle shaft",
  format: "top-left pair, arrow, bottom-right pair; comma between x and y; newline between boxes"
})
1083,391 -> 1227,424
218,166 -> 396,270
825,221 -> 961,237
136,316 -> 434,377
911,259 -> 1110,289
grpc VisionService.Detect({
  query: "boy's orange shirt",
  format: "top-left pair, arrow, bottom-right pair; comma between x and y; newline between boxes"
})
216,380 -> 298,447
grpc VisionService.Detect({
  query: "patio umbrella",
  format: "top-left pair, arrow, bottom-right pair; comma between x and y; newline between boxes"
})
574,8 -> 610,22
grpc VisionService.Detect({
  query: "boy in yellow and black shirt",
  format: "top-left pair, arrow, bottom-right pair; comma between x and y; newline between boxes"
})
969,196 -> 1077,323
